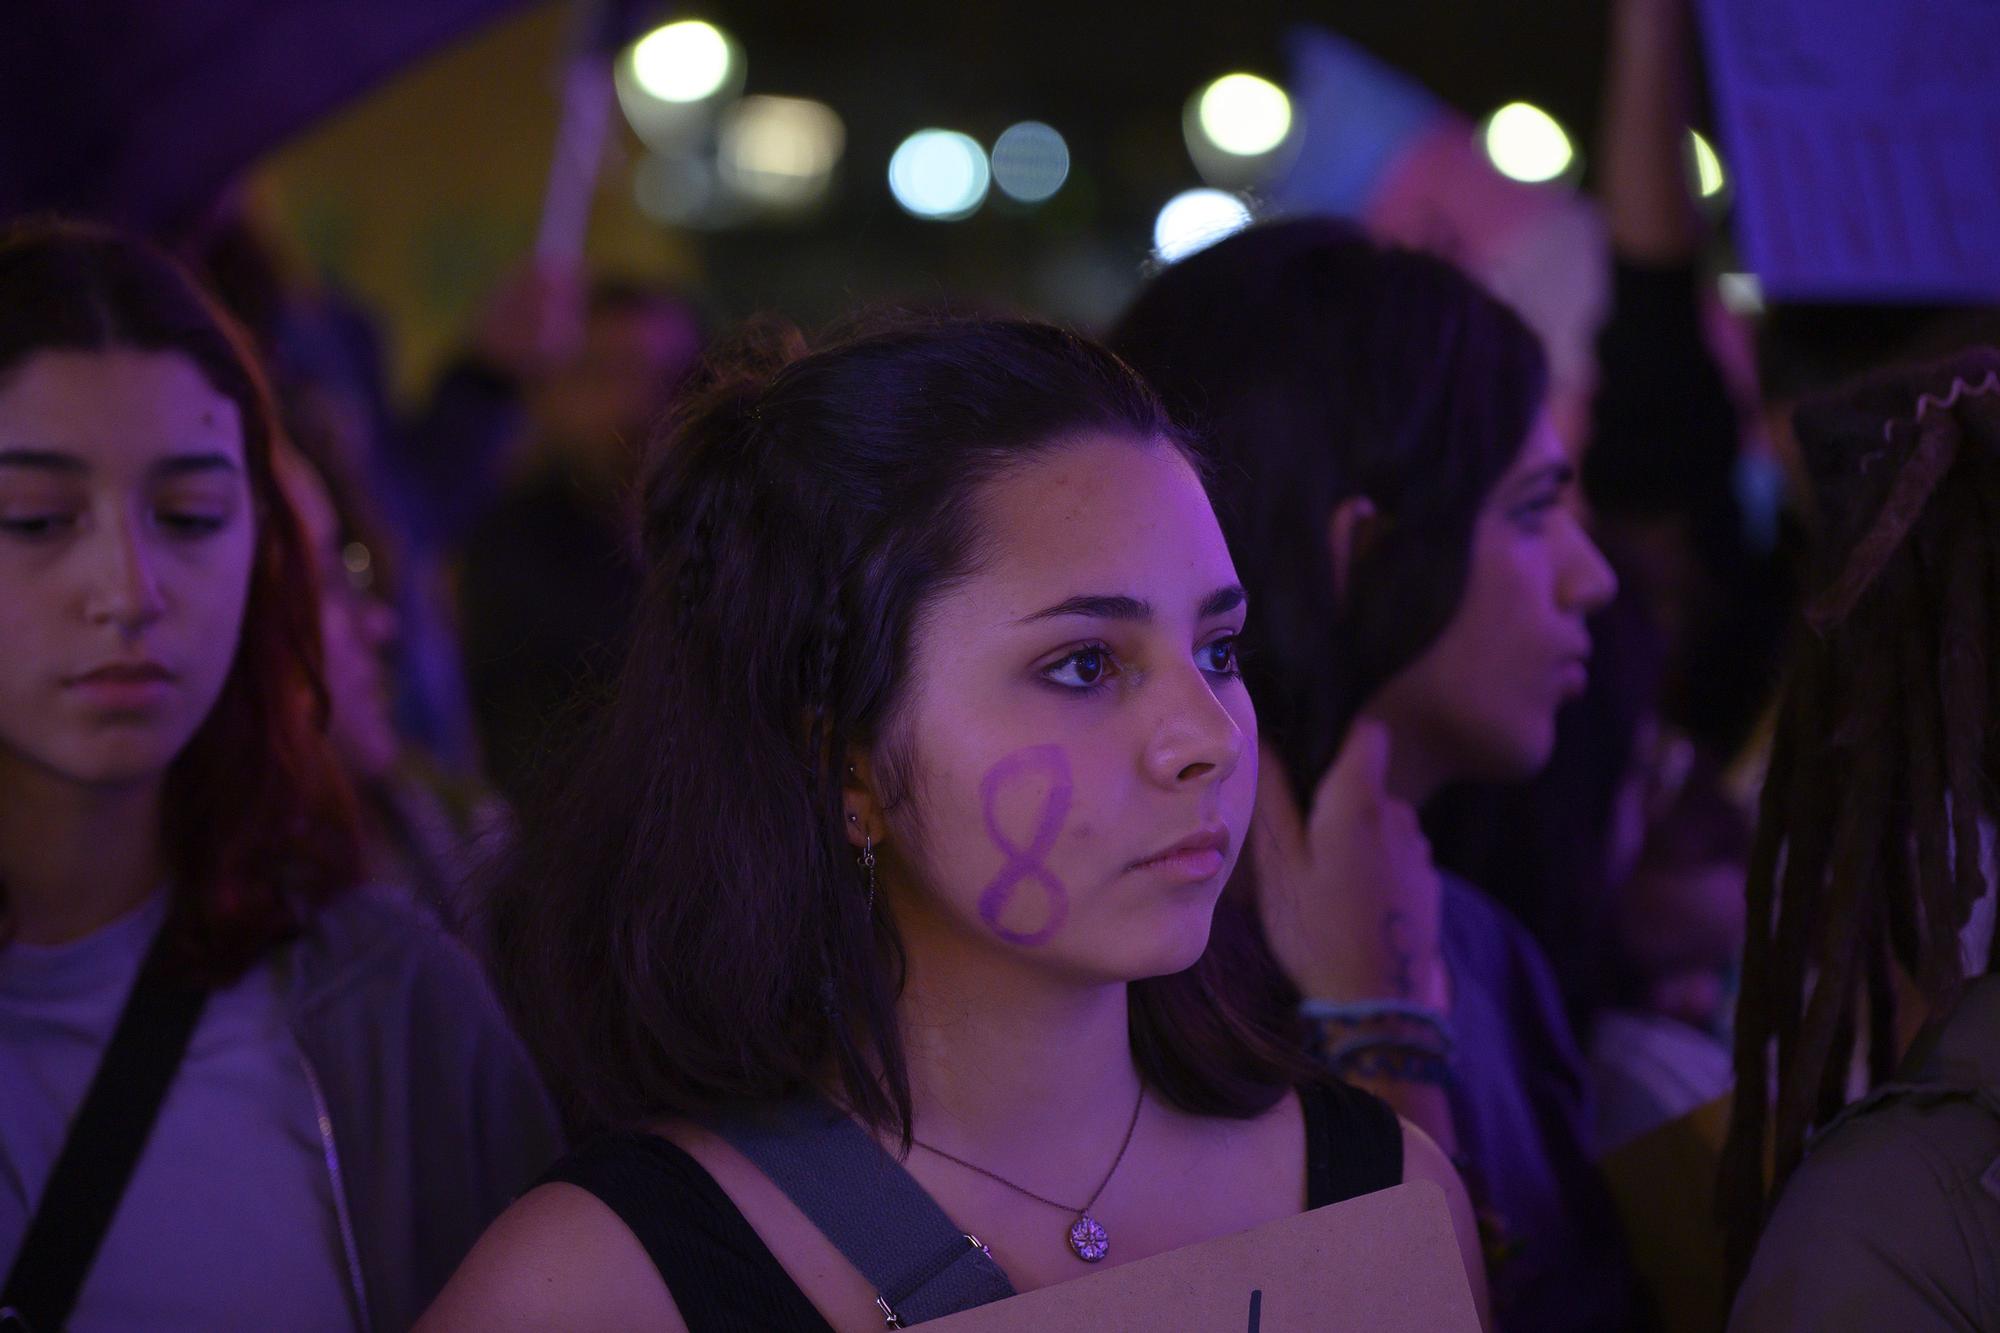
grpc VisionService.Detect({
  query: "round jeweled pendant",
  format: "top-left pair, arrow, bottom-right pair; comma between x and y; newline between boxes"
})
1067,1213 -> 1109,1262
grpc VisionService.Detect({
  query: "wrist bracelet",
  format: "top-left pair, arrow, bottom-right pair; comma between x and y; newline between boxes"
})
1335,1043 -> 1453,1087
1326,1031 -> 1452,1063
1298,998 -> 1452,1046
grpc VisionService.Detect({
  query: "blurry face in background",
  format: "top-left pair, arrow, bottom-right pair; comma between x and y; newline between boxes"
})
1370,411 -> 1617,786
274,449 -> 400,781
874,434 -> 1257,987
0,349 -> 255,789
527,300 -> 702,471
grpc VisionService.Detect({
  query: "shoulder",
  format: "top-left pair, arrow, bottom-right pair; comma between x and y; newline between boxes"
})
287,885 -> 558,1137
1438,874 -> 1543,972
1733,1097 -> 2000,1328
289,885 -> 503,1027
416,1181 -> 686,1333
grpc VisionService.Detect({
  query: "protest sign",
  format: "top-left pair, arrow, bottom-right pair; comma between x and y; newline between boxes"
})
1697,0 -> 2000,300
926,1181 -> 1478,1331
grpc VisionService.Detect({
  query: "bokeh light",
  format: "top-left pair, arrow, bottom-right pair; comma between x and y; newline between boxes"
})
1153,189 -> 1253,264
1195,74 -> 1293,157
1690,130 -> 1727,198
630,20 -> 736,104
991,121 -> 1071,203
888,129 -> 990,220
1482,102 -> 1575,183
721,96 -> 845,209
1718,271 -> 1764,316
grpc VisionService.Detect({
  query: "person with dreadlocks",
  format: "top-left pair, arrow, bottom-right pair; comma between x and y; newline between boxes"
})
1723,347 -> 2000,1330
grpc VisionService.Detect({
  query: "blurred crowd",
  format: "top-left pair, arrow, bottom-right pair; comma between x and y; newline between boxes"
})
4,0 -> 1998,1330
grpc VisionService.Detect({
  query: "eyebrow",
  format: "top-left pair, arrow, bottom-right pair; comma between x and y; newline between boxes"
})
0,449 -> 241,479
1017,584 -> 1247,624
151,453 -> 241,480
0,448 -> 86,475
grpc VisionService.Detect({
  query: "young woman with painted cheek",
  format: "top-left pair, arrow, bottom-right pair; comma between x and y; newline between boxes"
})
0,222 -> 559,1333
423,321 -> 1490,1333
876,434 -> 1256,990
1115,220 -> 1639,1332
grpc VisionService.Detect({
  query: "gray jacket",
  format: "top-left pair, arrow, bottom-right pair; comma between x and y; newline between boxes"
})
1730,976 -> 2000,1332
283,887 -> 564,1333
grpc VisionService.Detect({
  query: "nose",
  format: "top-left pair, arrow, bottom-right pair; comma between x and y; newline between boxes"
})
83,512 -> 167,634
1561,521 -> 1618,616
1141,661 -> 1246,789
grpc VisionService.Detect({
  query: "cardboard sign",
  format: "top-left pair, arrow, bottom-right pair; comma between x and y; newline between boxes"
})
925,1182 -> 1478,1332
1696,0 -> 2000,301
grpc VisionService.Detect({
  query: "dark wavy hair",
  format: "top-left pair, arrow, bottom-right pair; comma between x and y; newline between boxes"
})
0,219 -> 361,980
1721,346 -> 2000,1283
486,315 -> 1314,1135
1110,218 -> 1549,798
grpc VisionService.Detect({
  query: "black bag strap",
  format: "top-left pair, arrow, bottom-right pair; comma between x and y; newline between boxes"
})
710,1097 -> 1016,1327
0,924 -> 210,1333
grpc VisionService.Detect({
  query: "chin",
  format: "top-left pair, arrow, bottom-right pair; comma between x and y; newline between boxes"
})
1114,896 -> 1220,980
46,719 -> 206,788
57,744 -> 183,789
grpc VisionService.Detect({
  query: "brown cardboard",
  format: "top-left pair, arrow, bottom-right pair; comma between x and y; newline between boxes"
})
926,1181 -> 1478,1331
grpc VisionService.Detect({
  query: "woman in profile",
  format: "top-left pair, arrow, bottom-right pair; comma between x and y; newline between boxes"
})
422,319 -> 1489,1331
1112,219 -> 1636,1331
0,221 -> 560,1332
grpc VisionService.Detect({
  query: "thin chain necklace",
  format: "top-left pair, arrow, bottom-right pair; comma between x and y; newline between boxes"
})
910,1083 -> 1145,1263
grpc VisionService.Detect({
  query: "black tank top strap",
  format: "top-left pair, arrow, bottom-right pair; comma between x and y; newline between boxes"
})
542,1130 -> 834,1332
1299,1078 -> 1405,1207
545,1087 -> 1401,1329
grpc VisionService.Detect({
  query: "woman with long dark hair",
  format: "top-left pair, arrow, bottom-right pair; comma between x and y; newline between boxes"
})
0,221 -> 561,1332
1723,348 -> 2000,1327
1111,219 -> 1637,1332
421,318 -> 1488,1330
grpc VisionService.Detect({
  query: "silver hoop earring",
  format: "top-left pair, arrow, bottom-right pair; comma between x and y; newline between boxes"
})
861,836 -> 877,912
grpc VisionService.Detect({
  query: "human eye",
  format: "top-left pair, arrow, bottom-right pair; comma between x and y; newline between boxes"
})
152,488 -> 236,538
0,504 -> 78,541
1039,643 -> 1119,692
1198,633 -> 1243,679
155,508 -> 229,537
1510,491 -> 1561,533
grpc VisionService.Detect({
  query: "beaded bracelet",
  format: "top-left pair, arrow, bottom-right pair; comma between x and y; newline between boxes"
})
1298,997 -> 1452,1051
1336,1043 -> 1453,1087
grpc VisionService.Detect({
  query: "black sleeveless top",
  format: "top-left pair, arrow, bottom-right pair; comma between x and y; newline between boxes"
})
545,1080 -> 1403,1331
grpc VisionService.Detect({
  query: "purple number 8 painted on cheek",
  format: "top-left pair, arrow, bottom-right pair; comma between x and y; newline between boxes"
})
977,744 -> 1073,946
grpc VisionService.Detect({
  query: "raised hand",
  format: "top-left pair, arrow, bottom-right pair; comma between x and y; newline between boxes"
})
1249,718 -> 1448,1010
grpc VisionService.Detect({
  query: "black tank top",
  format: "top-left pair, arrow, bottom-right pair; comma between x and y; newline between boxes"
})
545,1079 -> 1404,1331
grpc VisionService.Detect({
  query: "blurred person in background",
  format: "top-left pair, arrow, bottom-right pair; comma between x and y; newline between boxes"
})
455,279 -> 702,802
1113,219 -> 1639,1333
274,440 -> 504,936
0,221 -> 560,1332
1723,348 -> 2000,1330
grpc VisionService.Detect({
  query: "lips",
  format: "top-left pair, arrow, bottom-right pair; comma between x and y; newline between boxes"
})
65,660 -> 177,709
1129,828 -> 1232,881
70,662 -> 175,685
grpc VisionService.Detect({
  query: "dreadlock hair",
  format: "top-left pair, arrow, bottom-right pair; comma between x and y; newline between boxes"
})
1720,345 -> 2000,1284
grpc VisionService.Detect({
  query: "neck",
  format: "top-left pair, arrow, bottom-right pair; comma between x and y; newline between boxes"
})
0,755 -> 165,946
890,907 -> 1142,1167
1376,718 -> 1449,809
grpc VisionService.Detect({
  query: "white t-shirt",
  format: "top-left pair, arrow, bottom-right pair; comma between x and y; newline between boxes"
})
0,892 -> 358,1331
